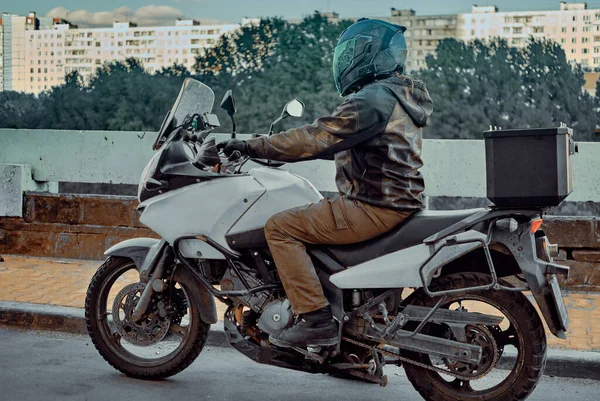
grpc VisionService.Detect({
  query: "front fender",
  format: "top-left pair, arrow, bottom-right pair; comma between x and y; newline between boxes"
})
173,267 -> 218,324
104,237 -> 217,325
105,238 -> 163,275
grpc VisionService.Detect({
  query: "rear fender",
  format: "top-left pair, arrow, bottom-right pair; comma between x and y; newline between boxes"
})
104,237 -> 217,325
493,225 -> 569,338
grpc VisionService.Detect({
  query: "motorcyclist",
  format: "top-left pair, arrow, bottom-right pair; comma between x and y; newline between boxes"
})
218,19 -> 433,348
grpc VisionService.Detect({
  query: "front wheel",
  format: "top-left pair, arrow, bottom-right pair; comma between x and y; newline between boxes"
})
402,273 -> 547,401
85,256 -> 210,379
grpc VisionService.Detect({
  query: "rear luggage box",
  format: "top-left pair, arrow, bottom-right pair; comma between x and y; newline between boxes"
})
484,127 -> 576,207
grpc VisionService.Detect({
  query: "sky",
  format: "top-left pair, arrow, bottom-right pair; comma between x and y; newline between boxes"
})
4,0 -> 600,27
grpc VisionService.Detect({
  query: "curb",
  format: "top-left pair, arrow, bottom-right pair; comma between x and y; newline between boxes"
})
1,301 -> 598,381
0,301 -> 229,347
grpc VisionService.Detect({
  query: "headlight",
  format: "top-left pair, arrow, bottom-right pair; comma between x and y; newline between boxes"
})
138,151 -> 162,201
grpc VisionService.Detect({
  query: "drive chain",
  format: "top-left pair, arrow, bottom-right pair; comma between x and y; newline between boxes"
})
341,333 -> 498,382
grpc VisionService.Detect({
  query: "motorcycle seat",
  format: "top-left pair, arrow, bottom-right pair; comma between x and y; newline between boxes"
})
323,209 -> 483,268
227,209 -> 484,270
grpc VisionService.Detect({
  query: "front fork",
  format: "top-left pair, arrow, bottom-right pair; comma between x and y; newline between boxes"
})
131,247 -> 173,322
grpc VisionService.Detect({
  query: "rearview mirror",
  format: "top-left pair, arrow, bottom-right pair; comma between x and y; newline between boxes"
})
269,98 -> 305,136
220,89 -> 237,138
283,99 -> 304,118
220,90 -> 236,116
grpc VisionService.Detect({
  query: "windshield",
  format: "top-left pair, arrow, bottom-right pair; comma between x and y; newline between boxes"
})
155,78 -> 215,148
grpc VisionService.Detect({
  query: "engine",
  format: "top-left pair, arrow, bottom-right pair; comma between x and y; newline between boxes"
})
220,266 -> 269,312
257,298 -> 294,334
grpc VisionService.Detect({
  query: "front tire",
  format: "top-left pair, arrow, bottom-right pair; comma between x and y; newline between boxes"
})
402,273 -> 547,401
85,256 -> 210,380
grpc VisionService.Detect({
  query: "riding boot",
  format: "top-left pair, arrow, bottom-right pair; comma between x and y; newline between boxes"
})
269,305 -> 338,348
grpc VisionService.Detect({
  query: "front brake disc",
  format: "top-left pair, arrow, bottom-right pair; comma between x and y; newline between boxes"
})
112,283 -> 171,346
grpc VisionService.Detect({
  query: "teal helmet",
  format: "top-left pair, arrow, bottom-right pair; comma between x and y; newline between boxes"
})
333,19 -> 408,96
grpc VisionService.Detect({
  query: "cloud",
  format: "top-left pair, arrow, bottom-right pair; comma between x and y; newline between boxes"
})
46,5 -> 185,27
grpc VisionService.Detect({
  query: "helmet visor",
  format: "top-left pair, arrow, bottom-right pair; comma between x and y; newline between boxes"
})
333,38 -> 357,94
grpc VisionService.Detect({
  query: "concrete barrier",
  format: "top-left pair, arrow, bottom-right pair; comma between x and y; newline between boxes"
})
1,129 -> 600,216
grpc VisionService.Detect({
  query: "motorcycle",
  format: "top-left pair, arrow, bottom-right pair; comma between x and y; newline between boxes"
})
85,78 -> 570,401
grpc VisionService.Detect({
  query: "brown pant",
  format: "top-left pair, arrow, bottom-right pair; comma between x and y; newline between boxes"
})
264,196 -> 413,315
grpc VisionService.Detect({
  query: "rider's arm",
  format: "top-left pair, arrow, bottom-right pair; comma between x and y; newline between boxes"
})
245,93 -> 393,162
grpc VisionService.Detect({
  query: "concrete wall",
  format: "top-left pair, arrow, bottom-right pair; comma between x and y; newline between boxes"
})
1,128 -> 599,202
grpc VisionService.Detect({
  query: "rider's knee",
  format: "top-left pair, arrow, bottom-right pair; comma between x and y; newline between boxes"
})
264,214 -> 281,239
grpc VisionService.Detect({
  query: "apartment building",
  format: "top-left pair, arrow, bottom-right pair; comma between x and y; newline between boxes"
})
0,12 -> 239,93
386,9 -> 459,72
23,19 -> 239,93
1,13 -> 38,92
460,2 -> 600,68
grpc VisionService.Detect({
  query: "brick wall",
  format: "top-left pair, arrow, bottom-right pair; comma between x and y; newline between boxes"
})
0,193 -> 157,260
0,193 -> 598,293
543,217 -> 600,292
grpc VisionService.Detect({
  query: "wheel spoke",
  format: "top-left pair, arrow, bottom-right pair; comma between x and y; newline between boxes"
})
110,331 -> 122,346
495,324 -> 519,348
169,324 -> 187,338
450,379 -> 475,393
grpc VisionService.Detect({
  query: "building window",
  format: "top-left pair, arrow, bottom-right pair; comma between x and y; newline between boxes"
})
561,38 -> 566,44
596,36 -> 600,42
584,26 -> 591,32
471,29 -> 475,36
584,15 -> 591,21
583,37 -> 590,43
572,27 -> 577,32
594,57 -> 600,64
562,27 -> 567,33
533,27 -> 544,34
503,27 -> 510,34
30,68 -> 34,73
514,27 -> 522,34
583,48 -> 590,54
573,38 -> 578,44
37,68 -> 41,73
582,59 -> 589,65
595,47 -> 600,53
573,16 -> 577,21
571,49 -> 576,54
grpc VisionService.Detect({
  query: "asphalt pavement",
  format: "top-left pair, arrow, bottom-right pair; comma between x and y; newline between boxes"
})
1,328 -> 599,401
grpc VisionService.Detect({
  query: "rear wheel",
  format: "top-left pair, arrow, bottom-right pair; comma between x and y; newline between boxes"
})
85,256 -> 210,379
402,273 -> 547,401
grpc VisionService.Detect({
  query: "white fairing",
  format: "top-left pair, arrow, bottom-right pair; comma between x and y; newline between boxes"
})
330,230 -> 487,289
228,168 -> 323,236
139,175 -> 265,250
139,167 -> 322,252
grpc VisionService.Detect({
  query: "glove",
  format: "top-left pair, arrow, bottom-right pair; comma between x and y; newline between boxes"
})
216,139 -> 249,157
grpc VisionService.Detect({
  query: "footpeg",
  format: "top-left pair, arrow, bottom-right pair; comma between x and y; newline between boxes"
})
292,347 -> 326,364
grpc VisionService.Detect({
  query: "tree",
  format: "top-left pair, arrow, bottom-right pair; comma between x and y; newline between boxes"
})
0,17 -> 598,142
417,37 -> 598,141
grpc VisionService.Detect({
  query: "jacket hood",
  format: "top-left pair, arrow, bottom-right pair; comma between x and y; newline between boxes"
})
378,76 -> 433,128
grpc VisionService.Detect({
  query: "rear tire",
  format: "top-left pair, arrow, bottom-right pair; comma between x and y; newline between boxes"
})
402,273 -> 547,401
85,256 -> 210,380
